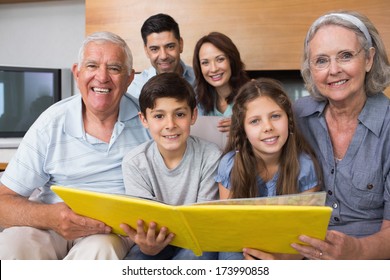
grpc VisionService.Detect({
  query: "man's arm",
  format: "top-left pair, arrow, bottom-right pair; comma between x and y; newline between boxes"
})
0,184 -> 111,240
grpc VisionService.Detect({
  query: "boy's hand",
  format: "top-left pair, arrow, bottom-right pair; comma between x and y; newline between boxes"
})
120,219 -> 175,256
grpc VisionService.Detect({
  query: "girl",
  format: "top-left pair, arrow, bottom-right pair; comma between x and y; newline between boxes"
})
192,32 -> 249,132
216,78 -> 323,260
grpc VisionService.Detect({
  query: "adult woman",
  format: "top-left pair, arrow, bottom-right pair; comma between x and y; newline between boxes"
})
193,32 -> 249,132
288,11 -> 390,260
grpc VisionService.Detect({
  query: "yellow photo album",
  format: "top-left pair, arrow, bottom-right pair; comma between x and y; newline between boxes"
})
51,185 -> 332,256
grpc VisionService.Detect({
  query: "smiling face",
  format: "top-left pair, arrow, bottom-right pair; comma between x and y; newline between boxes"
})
73,41 -> 133,119
139,97 -> 197,158
144,31 -> 183,75
244,96 -> 289,162
199,42 -> 232,91
309,25 -> 374,104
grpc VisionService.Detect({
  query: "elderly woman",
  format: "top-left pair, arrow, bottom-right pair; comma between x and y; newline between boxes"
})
289,11 -> 390,260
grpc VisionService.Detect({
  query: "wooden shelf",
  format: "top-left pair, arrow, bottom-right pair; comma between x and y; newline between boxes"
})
86,0 -> 390,72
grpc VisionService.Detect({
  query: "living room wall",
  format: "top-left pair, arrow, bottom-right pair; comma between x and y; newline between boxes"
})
0,0 -> 85,69
0,0 -> 85,163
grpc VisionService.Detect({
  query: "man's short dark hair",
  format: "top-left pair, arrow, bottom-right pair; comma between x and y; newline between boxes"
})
141,13 -> 181,45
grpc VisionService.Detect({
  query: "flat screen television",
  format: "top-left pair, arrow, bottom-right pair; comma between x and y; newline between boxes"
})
0,66 -> 70,138
247,70 -> 309,101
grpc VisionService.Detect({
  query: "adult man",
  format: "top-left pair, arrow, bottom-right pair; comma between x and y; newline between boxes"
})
0,31 -> 150,259
127,13 -> 195,98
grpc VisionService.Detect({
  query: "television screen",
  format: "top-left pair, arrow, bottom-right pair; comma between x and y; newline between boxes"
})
247,70 -> 309,101
0,66 -> 62,137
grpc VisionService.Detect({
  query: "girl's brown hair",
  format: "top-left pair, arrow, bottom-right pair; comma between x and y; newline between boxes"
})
225,78 -> 322,198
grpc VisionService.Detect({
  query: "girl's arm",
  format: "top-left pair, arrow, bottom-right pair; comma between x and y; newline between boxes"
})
302,185 -> 321,193
243,248 -> 304,260
218,183 -> 231,199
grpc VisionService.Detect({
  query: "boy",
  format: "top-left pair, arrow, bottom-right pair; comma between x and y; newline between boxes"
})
121,72 -> 221,260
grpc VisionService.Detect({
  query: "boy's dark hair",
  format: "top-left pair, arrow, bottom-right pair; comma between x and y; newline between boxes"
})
141,13 -> 181,45
139,72 -> 197,117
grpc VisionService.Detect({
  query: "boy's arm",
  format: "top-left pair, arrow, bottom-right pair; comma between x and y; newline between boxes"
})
197,148 -> 221,201
121,153 -> 175,256
122,156 -> 154,200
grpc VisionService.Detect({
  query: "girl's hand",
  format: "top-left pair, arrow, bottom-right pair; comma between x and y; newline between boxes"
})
120,219 -> 175,256
243,248 -> 303,260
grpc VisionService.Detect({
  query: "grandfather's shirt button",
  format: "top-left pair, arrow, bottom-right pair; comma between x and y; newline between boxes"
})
334,217 -> 340,222
331,169 -> 334,174
332,203 -> 338,209
367,184 -> 374,190
328,190 -> 333,195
